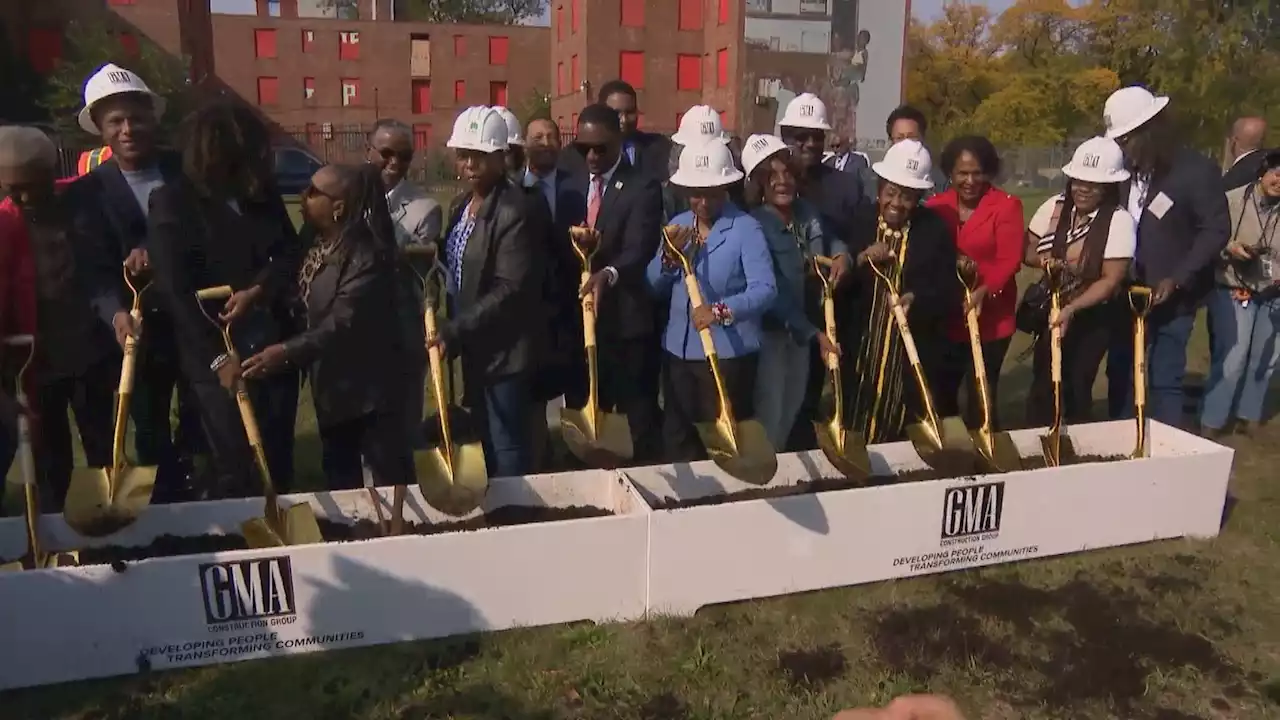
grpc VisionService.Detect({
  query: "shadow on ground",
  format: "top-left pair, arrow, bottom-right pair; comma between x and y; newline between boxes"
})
869,555 -> 1252,719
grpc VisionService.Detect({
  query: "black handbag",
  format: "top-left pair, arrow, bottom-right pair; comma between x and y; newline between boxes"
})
1015,280 -> 1051,334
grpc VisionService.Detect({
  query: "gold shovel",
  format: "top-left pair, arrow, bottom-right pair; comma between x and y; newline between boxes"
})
868,259 -> 976,476
811,255 -> 870,482
559,226 -> 633,467
1128,285 -> 1153,458
1,335 -> 77,571
414,265 -> 488,517
662,226 -> 777,485
196,286 -> 323,547
64,269 -> 158,536
1040,264 -> 1077,467
957,258 -> 1021,473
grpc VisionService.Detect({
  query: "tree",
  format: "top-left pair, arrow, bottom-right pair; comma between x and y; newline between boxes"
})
41,20 -> 192,139
514,87 -> 551,125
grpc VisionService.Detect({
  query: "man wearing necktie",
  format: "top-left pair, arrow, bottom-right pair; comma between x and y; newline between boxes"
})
566,104 -> 665,463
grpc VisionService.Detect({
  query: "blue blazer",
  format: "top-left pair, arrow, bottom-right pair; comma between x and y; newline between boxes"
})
752,200 -> 845,344
647,204 -> 777,360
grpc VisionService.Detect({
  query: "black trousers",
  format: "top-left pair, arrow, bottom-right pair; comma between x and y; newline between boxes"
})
1027,302 -> 1115,427
189,371 -> 298,498
33,355 -> 117,511
132,323 -> 205,501
565,334 -> 663,464
319,408 -> 415,491
935,335 -> 1013,430
661,352 -> 759,464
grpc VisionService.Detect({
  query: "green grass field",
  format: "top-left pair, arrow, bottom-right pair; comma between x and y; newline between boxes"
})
7,189 -> 1280,719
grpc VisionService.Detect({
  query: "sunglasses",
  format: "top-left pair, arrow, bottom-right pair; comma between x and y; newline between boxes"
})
573,141 -> 611,157
301,183 -> 337,201
784,130 -> 825,145
372,146 -> 414,163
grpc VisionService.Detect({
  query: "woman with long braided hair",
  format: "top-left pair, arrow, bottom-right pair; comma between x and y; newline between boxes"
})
242,163 -> 412,491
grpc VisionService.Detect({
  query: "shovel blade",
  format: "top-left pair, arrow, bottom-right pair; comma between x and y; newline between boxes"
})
972,429 -> 1023,473
64,464 -> 158,537
281,503 -> 325,545
1040,430 -> 1077,468
907,416 -> 978,476
0,560 -> 23,572
415,442 -> 488,517
560,406 -> 634,468
814,420 -> 872,483
697,415 -> 778,486
241,517 -> 287,548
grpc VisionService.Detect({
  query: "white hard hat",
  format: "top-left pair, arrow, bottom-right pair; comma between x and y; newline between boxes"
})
741,134 -> 789,178
1062,136 -> 1131,184
492,105 -> 524,146
78,63 -> 166,135
779,93 -> 832,131
1103,86 -> 1169,139
672,105 -> 730,146
669,141 -> 744,189
447,106 -> 509,154
871,139 -> 934,191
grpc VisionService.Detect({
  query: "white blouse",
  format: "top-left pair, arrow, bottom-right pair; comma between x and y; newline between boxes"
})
1027,193 -> 1137,260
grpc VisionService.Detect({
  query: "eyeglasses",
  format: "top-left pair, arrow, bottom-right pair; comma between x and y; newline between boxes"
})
371,146 -> 414,163
302,183 -> 337,201
784,130 -> 825,146
573,141 -> 611,157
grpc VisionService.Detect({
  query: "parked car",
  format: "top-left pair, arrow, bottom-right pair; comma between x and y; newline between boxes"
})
273,145 -> 325,195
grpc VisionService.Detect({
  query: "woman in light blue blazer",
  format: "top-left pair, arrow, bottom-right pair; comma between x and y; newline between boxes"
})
647,141 -> 778,462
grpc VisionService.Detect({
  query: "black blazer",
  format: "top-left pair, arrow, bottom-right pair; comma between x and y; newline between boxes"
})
1223,149 -> 1272,192
1121,147 -> 1230,315
282,233 -> 403,426
442,180 -> 547,379
563,159 -> 664,340
527,169 -> 587,368
558,131 -> 674,182
803,164 -> 872,252
146,180 -> 301,381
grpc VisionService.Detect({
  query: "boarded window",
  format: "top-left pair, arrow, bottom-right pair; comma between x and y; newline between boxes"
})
490,81 -> 508,107
254,29 -> 277,59
410,35 -> 431,77
620,0 -> 644,27
339,31 -> 360,60
677,54 -> 701,91
412,80 -> 431,114
716,48 -> 729,88
453,80 -> 466,103
453,35 -> 466,57
257,77 -> 279,105
488,36 -> 508,65
718,0 -> 730,24
571,55 -> 580,89
301,29 -> 315,53
679,0 -> 702,30
556,61 -> 565,96
303,77 -> 316,100
556,5 -> 565,42
341,78 -> 360,106
412,123 -> 432,151
27,28 -> 63,75
572,0 -> 581,32
571,112 -> 579,131
619,51 -> 645,90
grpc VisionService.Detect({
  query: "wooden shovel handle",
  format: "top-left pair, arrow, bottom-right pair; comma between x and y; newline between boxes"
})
196,285 -> 234,301
233,378 -> 264,448
580,270 -> 597,349
682,273 -> 719,359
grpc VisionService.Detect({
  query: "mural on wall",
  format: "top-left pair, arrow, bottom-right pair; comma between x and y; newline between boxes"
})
745,0 -> 907,152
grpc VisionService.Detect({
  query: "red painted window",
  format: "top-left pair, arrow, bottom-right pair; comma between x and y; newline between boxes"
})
677,54 -> 701,91
490,81 -> 508,106
620,0 -> 644,27
341,77 -> 360,106
678,0 -> 702,30
339,31 -> 360,60
27,28 -> 62,75
254,29 -> 277,58
257,77 -> 279,105
453,80 -> 466,103
453,35 -> 466,57
570,55 -> 579,89
303,77 -> 316,101
619,51 -> 645,89
412,80 -> 431,114
489,36 -> 509,65
572,0 -> 581,33
716,48 -> 729,88
118,32 -> 140,57
556,61 -> 565,96
301,29 -> 314,53
718,0 -> 730,25
412,123 -> 432,151
571,112 -> 579,131
556,5 -> 564,42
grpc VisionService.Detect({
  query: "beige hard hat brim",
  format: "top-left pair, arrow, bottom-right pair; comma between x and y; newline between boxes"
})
77,90 -> 167,135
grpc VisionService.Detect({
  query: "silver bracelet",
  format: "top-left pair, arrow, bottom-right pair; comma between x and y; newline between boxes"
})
210,353 -> 230,372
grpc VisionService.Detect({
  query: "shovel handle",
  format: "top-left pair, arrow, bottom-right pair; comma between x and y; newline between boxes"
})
423,305 -> 454,452
1133,317 -> 1147,407
682,274 -> 719,360
196,285 -> 234,301
580,270 -> 597,349
1049,311 -> 1063,383
822,295 -> 839,371
888,298 -> 922,367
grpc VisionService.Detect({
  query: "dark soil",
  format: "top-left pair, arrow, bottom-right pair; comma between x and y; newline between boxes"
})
650,453 -> 1129,510
775,643 -> 848,688
49,505 -> 612,567
317,504 -> 613,541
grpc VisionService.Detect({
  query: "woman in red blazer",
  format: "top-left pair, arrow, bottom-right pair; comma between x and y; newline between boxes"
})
925,136 -> 1023,429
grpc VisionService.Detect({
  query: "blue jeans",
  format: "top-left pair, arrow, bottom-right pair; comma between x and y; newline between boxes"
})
474,373 -> 534,478
1109,309 -> 1196,427
1202,288 -> 1280,429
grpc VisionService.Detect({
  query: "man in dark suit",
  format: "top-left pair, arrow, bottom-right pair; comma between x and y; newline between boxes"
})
1222,116 -> 1270,191
1101,87 -> 1230,428
567,104 -> 665,462
560,80 -> 674,184
71,65 -> 205,501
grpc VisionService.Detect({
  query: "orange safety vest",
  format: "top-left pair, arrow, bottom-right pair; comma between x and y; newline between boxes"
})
76,146 -> 113,176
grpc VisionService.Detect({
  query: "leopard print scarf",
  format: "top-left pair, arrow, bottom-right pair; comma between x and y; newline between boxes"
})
297,235 -> 342,314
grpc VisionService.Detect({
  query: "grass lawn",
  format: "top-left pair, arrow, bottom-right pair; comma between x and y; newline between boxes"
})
6,190 -> 1280,719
